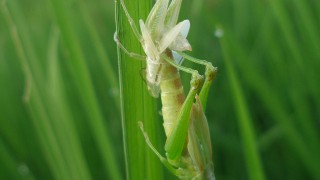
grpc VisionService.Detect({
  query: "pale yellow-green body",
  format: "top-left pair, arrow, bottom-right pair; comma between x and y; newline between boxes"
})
160,55 -> 185,136
158,52 -> 215,179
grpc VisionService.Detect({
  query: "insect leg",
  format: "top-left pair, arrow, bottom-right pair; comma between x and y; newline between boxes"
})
175,53 -> 217,178
162,55 -> 203,162
138,121 -> 184,176
114,32 -> 146,60
188,96 -> 215,178
117,0 -> 143,41
176,52 -> 218,110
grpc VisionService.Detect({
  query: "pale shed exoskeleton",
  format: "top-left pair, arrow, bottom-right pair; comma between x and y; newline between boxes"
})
115,0 -> 218,179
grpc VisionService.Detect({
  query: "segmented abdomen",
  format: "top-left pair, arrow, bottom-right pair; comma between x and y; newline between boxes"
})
159,52 -> 185,136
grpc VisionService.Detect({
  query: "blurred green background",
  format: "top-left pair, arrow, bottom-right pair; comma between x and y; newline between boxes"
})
1,0 -> 320,179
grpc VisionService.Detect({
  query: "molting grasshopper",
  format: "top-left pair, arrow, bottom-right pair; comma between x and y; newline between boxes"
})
115,0 -> 217,179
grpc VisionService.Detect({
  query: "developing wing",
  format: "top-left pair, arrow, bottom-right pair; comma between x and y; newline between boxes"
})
171,20 -> 191,65
139,20 -> 159,60
159,20 -> 190,53
168,20 -> 191,52
165,0 -> 182,28
145,0 -> 169,39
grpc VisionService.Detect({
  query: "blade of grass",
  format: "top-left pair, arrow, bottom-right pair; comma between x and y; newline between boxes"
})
5,0 -> 45,87
220,29 -> 266,180
48,0 -> 122,179
291,0 -> 320,58
1,3 -> 71,179
223,28 -> 320,179
77,0 -> 120,110
115,0 -> 165,179
2,1 -> 96,179
250,4 -> 320,157
46,27 -> 92,180
268,0 -> 320,104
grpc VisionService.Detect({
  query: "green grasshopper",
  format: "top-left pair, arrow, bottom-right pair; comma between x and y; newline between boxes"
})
115,0 -> 217,179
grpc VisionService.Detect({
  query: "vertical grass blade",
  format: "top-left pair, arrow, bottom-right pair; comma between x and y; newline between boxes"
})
115,0 -> 164,179
1,3 -> 70,179
231,40 -> 320,179
220,31 -> 266,180
77,0 -> 120,110
46,27 -> 92,180
48,0 -> 121,179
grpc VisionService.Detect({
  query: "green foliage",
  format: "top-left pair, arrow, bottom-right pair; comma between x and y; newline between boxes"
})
1,0 -> 319,179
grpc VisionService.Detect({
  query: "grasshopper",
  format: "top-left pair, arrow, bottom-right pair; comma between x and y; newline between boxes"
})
115,0 -> 217,179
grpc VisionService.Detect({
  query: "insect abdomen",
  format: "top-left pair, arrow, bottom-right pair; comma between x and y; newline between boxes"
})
160,61 -> 185,136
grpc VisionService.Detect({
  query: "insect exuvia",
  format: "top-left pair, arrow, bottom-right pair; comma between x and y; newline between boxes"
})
115,0 -> 218,179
